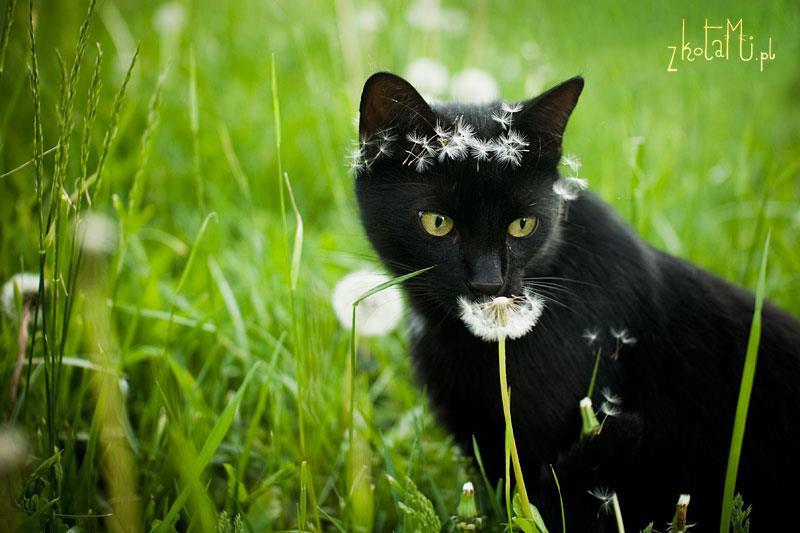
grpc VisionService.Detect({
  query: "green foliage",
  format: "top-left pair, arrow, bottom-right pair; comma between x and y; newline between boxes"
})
387,475 -> 442,532
730,494 -> 752,533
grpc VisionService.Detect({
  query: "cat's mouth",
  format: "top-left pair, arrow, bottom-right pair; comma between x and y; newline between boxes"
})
457,290 -> 545,342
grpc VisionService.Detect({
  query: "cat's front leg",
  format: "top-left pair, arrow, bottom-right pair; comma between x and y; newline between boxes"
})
536,412 -> 644,532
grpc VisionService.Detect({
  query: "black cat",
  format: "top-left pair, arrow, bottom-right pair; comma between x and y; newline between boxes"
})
353,72 -> 800,531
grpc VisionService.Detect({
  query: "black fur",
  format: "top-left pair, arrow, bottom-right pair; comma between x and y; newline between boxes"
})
354,72 -> 800,531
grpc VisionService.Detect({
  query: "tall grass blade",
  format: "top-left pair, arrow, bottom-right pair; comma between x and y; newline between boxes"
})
719,230 -> 770,533
158,361 -> 263,532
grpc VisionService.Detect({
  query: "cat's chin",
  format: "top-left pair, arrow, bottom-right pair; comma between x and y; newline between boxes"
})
457,290 -> 545,343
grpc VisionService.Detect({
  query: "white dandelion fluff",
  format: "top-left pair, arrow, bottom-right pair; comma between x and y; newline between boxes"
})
493,129 -> 529,167
79,212 -> 117,255
589,487 -> 616,515
1,273 -> 41,320
354,5 -> 386,33
405,0 -> 468,34
600,386 -> 622,406
582,328 -> 600,345
600,401 -> 621,417
560,153 -> 582,174
153,2 -> 187,35
0,426 -> 28,474
469,137 -> 495,161
332,269 -> 403,337
458,290 -> 545,342
553,177 -> 588,201
450,68 -> 499,104
405,57 -> 450,99
610,327 -> 637,346
405,131 -> 438,172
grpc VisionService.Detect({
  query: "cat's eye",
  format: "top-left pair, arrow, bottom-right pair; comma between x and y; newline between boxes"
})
508,216 -> 538,238
419,211 -> 454,237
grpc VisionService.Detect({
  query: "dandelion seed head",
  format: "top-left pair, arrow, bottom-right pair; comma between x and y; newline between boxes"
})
332,269 -> 404,337
405,57 -> 450,98
552,177 -> 588,201
458,290 -> 545,342
153,2 -> 187,35
450,68 -> 499,103
0,426 -> 29,473
79,212 -> 117,255
462,481 -> 475,494
1,273 -> 41,319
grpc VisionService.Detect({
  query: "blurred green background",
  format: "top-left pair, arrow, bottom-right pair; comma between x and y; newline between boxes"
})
0,0 -> 798,530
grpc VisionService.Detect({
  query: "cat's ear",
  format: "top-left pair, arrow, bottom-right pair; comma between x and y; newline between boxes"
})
359,72 -> 436,138
517,76 -> 584,162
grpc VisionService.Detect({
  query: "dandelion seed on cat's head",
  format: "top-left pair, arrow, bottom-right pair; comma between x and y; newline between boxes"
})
553,177 -> 588,201
493,129 -> 529,167
561,153 -> 582,174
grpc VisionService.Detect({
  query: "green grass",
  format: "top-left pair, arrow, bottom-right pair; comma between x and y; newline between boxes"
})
0,0 -> 798,531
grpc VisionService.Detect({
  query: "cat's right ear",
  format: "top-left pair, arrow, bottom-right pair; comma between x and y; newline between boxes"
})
359,72 -> 436,138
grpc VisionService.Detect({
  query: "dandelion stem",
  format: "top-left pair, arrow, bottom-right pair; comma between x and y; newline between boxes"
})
611,493 -> 625,533
497,335 -> 534,520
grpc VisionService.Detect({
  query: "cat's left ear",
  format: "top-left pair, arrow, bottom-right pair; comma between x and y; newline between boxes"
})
358,72 -> 437,139
516,76 -> 584,163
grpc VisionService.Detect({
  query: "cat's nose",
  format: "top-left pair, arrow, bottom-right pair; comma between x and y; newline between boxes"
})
468,280 -> 504,296
468,251 -> 504,296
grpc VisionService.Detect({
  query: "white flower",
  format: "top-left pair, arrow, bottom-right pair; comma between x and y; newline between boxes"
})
458,290 -> 545,342
405,57 -> 449,99
332,269 -> 403,337
553,177 -> 588,201
462,481 -> 475,494
1,273 -> 41,319
355,5 -> 386,33
153,2 -> 187,35
450,68 -> 499,104
79,212 -> 117,254
560,153 -> 582,174
493,129 -> 529,167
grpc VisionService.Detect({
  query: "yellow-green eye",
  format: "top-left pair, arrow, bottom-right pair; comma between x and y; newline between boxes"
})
419,211 -> 454,237
508,216 -> 538,238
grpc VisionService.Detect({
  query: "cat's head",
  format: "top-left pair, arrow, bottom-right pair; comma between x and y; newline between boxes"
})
353,72 -> 583,341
